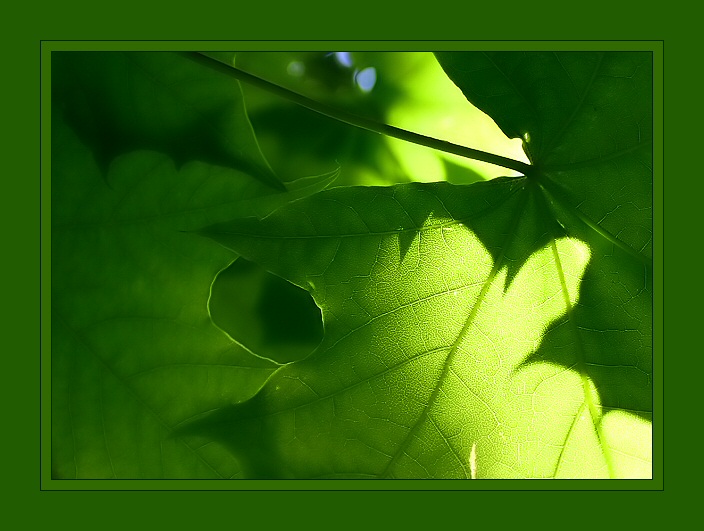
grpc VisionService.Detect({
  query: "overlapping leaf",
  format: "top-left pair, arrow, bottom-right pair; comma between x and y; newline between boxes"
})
51,103 -> 293,477
52,51 -> 283,189
50,50 -> 341,478
181,51 -> 653,478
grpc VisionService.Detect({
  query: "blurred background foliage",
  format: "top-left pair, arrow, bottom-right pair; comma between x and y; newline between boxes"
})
209,51 -> 529,358
231,51 -> 527,186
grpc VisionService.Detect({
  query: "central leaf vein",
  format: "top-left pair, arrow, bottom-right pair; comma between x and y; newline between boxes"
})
379,189 -> 529,478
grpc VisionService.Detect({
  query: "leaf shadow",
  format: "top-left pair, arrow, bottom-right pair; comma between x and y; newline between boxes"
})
519,241 -> 653,421
178,177 -> 652,478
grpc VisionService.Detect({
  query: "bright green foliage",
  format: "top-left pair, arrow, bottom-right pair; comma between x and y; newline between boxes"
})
50,50 -> 653,480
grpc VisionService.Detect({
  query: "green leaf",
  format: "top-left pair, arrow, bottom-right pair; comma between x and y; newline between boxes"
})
51,111 -> 285,479
52,51 -> 284,190
434,51 -> 652,258
50,50 -> 345,478
183,51 -> 652,479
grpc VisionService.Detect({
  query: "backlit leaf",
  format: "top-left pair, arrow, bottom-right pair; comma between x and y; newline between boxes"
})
182,51 -> 652,479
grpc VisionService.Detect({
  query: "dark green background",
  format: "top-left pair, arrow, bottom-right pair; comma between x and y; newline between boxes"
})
5,0 -> 678,525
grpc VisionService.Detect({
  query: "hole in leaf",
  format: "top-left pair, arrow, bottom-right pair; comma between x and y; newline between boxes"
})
209,258 -> 324,364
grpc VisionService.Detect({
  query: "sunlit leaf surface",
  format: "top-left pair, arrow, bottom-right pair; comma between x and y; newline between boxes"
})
50,50 -> 653,480
186,51 -> 652,479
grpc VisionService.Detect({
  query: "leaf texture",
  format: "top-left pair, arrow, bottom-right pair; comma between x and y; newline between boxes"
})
183,51 -> 653,479
50,108 -> 284,478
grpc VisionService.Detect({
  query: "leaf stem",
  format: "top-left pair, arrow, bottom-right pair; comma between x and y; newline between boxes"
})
181,52 -> 534,176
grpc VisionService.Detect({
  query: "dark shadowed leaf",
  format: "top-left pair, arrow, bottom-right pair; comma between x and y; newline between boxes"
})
52,51 -> 284,189
50,110 -> 285,479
